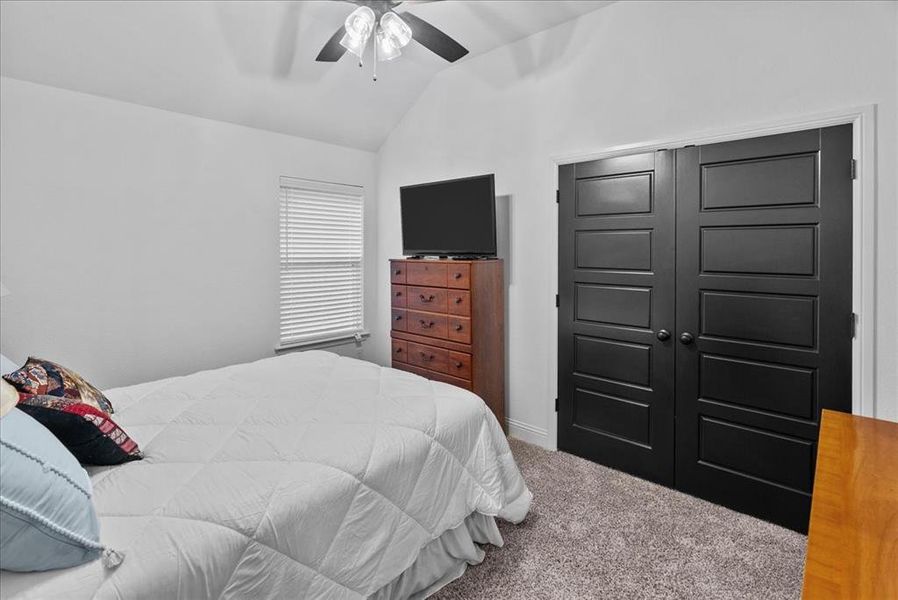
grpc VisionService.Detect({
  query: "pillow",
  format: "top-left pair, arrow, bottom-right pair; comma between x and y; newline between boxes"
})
0,353 -> 17,376
17,395 -> 141,466
0,407 -> 103,571
3,357 -> 114,414
0,379 -> 16,418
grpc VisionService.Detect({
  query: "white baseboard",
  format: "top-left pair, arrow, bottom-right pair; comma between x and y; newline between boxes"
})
506,418 -> 551,448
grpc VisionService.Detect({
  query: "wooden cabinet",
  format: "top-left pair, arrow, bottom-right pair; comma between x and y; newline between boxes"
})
390,258 -> 505,430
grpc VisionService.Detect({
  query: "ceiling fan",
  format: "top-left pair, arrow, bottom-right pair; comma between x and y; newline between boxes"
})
315,0 -> 469,80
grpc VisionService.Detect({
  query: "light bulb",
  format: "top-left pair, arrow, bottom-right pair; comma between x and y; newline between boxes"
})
376,27 -> 401,61
380,12 -> 412,49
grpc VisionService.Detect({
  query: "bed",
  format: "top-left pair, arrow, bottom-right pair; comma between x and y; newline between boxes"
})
0,351 -> 531,599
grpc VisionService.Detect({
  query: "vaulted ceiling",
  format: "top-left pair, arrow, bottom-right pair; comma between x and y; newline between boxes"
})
0,1 -> 611,151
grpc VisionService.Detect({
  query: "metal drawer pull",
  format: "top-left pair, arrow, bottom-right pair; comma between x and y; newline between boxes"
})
454,361 -> 463,369
453,272 -> 462,279
395,291 -> 402,297
454,324 -> 463,331
395,347 -> 403,353
455,297 -> 463,304
420,320 -> 435,328
419,294 -> 435,302
394,314 -> 402,321
420,352 -> 434,361
394,269 -> 401,275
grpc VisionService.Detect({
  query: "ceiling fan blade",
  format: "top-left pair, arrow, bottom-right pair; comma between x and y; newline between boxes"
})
400,12 -> 468,63
315,25 -> 348,62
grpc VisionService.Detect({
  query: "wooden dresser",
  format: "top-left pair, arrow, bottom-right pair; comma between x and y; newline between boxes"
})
802,410 -> 898,599
389,258 -> 505,429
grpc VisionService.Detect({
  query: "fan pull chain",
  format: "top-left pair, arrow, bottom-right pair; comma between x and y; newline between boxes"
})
373,26 -> 378,82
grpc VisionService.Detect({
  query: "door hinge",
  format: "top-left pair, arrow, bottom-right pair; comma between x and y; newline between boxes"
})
555,294 -> 559,307
555,398 -> 559,412
556,189 -> 560,204
850,312 -> 858,338
850,159 -> 857,180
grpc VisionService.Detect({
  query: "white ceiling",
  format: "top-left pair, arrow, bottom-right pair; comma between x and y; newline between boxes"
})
0,1 -> 611,151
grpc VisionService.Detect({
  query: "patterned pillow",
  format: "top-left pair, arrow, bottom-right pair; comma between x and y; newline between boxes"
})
17,395 -> 141,466
3,357 -> 114,414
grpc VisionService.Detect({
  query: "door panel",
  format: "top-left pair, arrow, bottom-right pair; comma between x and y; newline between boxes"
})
558,125 -> 852,532
675,125 -> 852,532
559,151 -> 675,486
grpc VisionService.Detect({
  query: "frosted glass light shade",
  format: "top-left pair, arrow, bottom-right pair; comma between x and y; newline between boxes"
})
376,28 -> 401,61
340,6 -> 375,58
380,12 -> 412,49
344,6 -> 375,40
340,31 -> 368,58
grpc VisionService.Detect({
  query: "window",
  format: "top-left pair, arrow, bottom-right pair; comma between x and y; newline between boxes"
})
278,177 -> 365,349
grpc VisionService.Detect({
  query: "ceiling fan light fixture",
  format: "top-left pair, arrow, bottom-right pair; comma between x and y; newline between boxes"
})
375,27 -> 401,61
380,12 -> 412,49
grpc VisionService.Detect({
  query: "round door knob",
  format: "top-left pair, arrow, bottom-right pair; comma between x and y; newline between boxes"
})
680,332 -> 695,345
656,329 -> 671,341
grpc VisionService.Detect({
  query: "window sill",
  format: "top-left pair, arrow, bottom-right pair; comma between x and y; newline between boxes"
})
276,331 -> 370,353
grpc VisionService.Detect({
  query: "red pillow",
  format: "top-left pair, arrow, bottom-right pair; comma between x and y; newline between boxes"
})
17,395 -> 141,466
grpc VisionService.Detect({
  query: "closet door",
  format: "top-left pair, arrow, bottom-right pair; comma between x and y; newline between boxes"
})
674,125 -> 853,532
558,151 -> 676,485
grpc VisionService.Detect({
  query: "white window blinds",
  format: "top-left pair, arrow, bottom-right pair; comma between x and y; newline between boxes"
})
278,177 -> 365,348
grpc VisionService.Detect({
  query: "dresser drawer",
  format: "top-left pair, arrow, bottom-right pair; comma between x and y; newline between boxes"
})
391,285 -> 407,308
448,351 -> 472,380
392,362 -> 473,391
407,262 -> 447,287
447,316 -> 472,344
447,263 -> 470,289
407,286 -> 448,313
407,342 -> 449,373
390,261 -> 406,284
406,310 -> 448,339
447,290 -> 471,316
391,308 -> 407,331
391,339 -> 408,363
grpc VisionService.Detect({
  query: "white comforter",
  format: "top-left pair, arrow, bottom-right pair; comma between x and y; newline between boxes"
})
1,351 -> 530,599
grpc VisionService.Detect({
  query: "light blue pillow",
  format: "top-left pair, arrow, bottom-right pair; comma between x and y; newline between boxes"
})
0,407 -> 102,571
0,353 -> 17,376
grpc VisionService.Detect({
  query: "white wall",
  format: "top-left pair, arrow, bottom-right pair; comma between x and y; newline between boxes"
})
0,77 -> 378,389
374,0 -> 898,444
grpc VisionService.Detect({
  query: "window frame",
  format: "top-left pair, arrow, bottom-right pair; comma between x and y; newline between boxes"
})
276,176 -> 367,351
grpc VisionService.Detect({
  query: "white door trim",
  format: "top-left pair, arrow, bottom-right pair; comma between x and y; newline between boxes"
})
547,105 -> 877,450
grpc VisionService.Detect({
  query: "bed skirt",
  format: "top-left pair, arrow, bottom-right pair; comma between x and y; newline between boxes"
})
371,512 -> 503,600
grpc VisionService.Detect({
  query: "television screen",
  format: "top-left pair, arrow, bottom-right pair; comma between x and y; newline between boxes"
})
400,174 -> 496,256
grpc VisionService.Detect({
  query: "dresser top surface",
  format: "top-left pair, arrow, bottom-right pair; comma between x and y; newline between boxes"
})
802,409 -> 898,598
390,257 -> 502,264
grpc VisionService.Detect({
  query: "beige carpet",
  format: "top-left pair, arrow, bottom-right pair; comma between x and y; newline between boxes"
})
434,438 -> 806,599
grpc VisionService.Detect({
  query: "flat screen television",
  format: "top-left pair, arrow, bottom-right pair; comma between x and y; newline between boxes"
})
400,174 -> 497,257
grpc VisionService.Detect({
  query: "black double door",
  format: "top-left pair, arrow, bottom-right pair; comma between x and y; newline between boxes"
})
558,125 -> 853,532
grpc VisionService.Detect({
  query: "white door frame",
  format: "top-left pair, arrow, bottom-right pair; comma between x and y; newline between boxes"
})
547,105 -> 877,451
